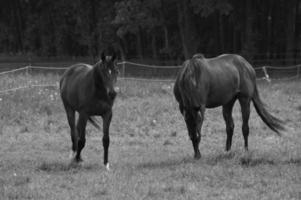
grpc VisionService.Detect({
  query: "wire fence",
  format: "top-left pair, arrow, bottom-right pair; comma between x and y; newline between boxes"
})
0,61 -> 301,95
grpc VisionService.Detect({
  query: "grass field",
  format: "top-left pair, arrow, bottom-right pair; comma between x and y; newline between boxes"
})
0,73 -> 301,199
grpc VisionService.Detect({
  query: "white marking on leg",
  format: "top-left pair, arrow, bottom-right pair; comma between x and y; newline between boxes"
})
69,151 -> 76,160
106,163 -> 110,171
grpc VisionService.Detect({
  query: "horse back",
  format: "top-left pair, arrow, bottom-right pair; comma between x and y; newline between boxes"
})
174,54 -> 257,109
208,54 -> 256,79
207,54 -> 256,85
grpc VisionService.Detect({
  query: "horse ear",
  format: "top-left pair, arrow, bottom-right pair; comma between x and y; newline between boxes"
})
111,53 -> 116,62
101,52 -> 106,62
194,106 -> 201,112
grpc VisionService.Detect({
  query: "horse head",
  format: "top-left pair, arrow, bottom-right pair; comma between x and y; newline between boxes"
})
95,52 -> 119,100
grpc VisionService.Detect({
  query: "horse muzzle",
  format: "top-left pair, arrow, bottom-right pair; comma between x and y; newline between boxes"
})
108,90 -> 117,100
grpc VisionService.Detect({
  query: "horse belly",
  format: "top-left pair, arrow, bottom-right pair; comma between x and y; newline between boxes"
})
206,77 -> 239,108
85,100 -> 112,116
206,92 -> 237,108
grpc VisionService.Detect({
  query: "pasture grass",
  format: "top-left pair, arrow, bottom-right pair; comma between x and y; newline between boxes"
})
0,73 -> 301,199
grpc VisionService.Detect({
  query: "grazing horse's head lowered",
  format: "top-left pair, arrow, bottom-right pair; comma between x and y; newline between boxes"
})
174,53 -> 285,160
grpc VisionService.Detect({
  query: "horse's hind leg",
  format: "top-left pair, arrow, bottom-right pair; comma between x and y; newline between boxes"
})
75,113 -> 88,162
63,103 -> 77,158
238,97 -> 251,151
222,98 -> 236,151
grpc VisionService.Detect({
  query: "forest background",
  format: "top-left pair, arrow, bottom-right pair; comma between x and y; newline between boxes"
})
0,0 -> 300,65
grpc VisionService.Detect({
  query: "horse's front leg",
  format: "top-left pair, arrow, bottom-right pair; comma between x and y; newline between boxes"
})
193,106 -> 205,159
102,110 -> 112,170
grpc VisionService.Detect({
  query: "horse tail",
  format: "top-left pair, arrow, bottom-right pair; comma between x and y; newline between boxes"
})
88,116 -> 101,130
252,85 -> 285,135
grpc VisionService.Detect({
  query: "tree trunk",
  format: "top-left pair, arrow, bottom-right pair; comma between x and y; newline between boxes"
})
136,27 -> 143,59
243,0 -> 253,59
48,11 -> 57,56
266,0 -> 273,63
117,37 -> 127,60
230,15 -> 238,52
219,13 -> 225,53
296,1 -> 301,59
159,0 -> 171,58
285,0 -> 298,64
177,0 -> 200,59
162,25 -> 171,56
232,29 -> 237,52
10,0 -> 25,53
89,0 -> 99,60
151,34 -> 158,59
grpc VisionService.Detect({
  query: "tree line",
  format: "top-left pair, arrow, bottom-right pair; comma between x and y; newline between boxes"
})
0,0 -> 300,64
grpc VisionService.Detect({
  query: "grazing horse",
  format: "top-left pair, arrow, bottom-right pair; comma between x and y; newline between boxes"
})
174,53 -> 285,159
60,52 -> 118,170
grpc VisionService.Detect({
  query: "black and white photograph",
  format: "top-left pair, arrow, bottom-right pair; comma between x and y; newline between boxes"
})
0,0 -> 300,199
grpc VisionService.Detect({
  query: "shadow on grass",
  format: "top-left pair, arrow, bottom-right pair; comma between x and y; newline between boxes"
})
136,157 -> 196,170
240,157 -> 301,167
286,158 -> 301,165
205,151 -> 236,166
37,161 -> 100,173
136,152 -> 239,169
240,157 -> 276,167
136,151 -> 301,169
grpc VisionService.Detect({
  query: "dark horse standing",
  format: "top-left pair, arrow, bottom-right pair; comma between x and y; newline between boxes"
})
60,52 -> 118,170
174,54 -> 285,159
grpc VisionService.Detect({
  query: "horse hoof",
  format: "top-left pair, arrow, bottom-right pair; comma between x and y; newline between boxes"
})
105,163 -> 110,171
76,157 -> 83,163
70,155 -> 83,163
225,146 -> 231,152
194,154 -> 201,160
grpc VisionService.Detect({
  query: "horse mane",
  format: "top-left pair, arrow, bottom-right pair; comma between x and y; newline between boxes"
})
177,54 -> 208,109
93,60 -> 105,90
184,53 -> 208,86
192,53 -> 205,59
94,59 -> 102,67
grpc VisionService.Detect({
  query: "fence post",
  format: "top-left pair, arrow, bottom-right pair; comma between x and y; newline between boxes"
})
26,65 -> 30,88
117,61 -> 126,94
262,66 -> 271,83
122,61 -> 126,78
27,56 -> 32,88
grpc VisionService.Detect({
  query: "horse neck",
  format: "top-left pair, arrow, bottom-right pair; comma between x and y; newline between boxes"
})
183,59 -> 201,76
180,58 -> 204,89
191,58 -> 206,78
92,65 -> 106,91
